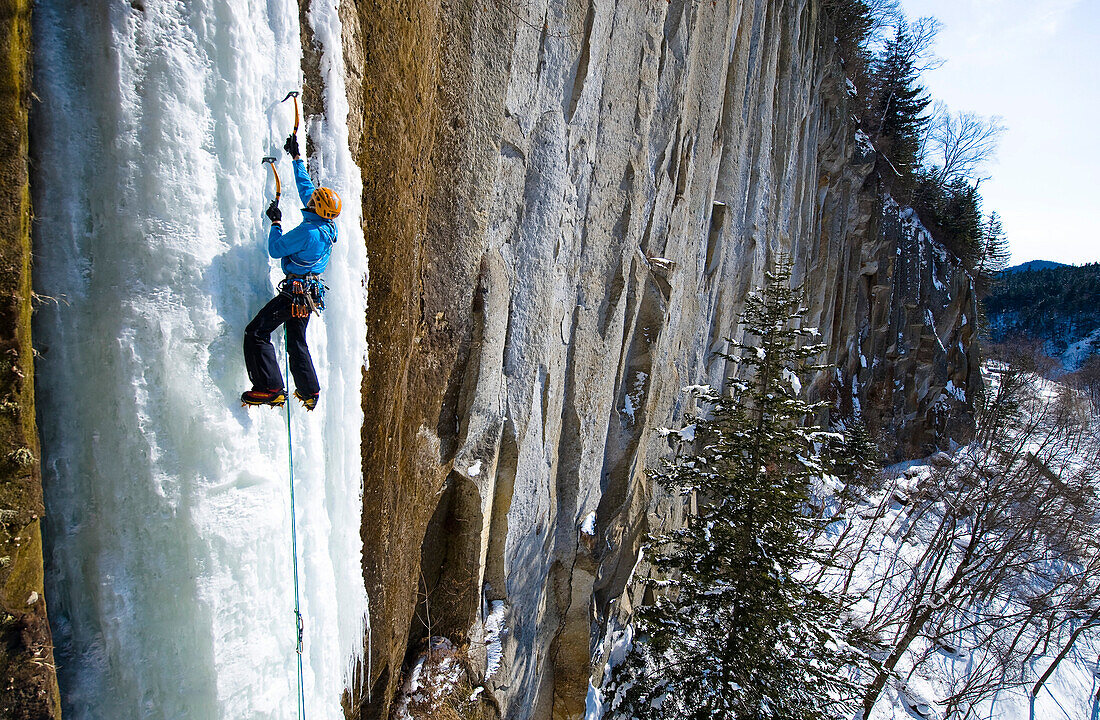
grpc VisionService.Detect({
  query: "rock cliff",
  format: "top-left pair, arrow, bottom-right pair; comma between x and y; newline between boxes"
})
341,0 -> 978,718
0,0 -> 61,717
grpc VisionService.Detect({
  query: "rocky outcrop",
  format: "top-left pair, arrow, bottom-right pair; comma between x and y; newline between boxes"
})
341,0 -> 977,718
0,0 -> 61,716
846,198 -> 980,459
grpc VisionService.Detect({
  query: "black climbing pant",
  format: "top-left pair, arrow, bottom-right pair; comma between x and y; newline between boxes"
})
243,292 -> 320,396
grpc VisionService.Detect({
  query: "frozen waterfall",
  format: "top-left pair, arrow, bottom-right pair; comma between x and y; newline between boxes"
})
31,1 -> 369,718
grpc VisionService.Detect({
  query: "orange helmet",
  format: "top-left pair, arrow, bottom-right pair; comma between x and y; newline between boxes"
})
309,187 -> 341,219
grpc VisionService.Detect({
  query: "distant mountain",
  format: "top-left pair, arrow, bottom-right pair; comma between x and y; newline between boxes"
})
1002,259 -> 1069,274
984,262 -> 1100,373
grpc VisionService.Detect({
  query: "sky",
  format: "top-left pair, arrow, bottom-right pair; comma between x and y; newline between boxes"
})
899,0 -> 1099,266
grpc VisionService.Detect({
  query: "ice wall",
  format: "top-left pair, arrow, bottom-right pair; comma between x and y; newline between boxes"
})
31,1 -> 367,718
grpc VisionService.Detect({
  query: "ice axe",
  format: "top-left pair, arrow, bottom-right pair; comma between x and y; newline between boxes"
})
261,155 -> 281,205
282,90 -> 300,135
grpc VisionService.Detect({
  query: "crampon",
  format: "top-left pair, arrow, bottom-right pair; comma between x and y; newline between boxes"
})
241,389 -> 287,407
294,390 -> 319,411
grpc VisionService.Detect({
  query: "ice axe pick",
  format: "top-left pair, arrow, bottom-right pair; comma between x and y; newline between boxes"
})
261,156 -> 281,204
282,90 -> 300,135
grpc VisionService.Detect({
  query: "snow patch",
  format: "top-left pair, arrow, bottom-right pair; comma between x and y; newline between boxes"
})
391,638 -> 465,720
855,129 -> 874,155
580,511 -> 597,536
621,370 -> 649,423
584,681 -> 605,720
484,601 -> 507,680
1058,326 -> 1100,373
657,423 -> 696,443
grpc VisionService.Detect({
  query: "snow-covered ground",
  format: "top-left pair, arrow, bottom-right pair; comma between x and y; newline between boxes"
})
389,600 -> 510,718
391,638 -> 467,720
987,311 -> 1100,377
582,368 -> 1100,720
1058,328 -> 1100,375
836,461 -> 1100,720
32,1 -> 367,718
822,368 -> 1100,720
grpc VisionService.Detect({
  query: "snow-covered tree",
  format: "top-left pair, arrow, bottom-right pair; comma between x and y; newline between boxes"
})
828,419 -> 882,494
609,260 -> 866,720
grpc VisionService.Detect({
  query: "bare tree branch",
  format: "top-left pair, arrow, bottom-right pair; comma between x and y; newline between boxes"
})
922,100 -> 1007,184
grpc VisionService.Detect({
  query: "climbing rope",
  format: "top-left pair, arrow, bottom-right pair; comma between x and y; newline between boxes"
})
283,330 -> 307,720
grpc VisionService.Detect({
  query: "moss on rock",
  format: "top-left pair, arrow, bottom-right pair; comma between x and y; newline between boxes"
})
0,0 -> 61,716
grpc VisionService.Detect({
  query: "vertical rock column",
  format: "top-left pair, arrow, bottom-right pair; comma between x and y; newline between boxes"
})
340,0 -> 458,715
340,0 -> 515,714
0,0 -> 61,716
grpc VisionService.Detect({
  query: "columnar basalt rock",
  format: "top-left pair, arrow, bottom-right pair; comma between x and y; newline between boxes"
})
342,1 -> 978,718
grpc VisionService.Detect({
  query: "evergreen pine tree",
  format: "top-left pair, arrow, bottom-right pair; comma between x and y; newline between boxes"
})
939,178 -> 983,265
866,24 -> 931,183
973,212 -> 1009,295
823,0 -> 874,84
828,419 -> 881,493
610,260 -> 864,720
909,172 -> 986,275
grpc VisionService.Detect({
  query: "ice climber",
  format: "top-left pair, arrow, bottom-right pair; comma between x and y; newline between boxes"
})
241,132 -> 341,410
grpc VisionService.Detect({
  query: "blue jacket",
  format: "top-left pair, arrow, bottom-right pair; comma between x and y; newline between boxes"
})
268,159 -> 337,275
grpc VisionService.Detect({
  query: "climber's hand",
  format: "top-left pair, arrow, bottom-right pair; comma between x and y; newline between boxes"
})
284,133 -> 300,159
266,201 -> 281,223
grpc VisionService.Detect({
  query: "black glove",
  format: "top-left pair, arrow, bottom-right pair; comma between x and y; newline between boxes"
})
284,133 -> 300,159
265,200 -> 281,223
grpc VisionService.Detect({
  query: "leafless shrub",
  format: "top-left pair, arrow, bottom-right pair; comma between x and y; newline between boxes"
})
821,360 -> 1100,717
1064,355 -> 1100,413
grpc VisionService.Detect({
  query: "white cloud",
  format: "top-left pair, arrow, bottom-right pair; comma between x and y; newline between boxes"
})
954,0 -> 1080,64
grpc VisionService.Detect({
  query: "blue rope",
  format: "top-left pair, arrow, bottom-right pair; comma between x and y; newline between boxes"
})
283,330 -> 306,720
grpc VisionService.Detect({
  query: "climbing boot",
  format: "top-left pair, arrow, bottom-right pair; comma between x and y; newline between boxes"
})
294,390 -> 319,411
241,389 -> 286,407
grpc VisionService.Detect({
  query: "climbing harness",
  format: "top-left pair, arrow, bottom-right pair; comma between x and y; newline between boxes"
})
283,331 -> 307,720
279,273 -> 326,319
